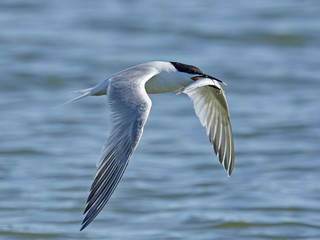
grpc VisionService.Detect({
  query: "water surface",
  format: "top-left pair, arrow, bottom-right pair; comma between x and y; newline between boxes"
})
1,0 -> 320,239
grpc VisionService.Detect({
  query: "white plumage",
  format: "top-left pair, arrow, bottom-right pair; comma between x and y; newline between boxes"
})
67,61 -> 235,230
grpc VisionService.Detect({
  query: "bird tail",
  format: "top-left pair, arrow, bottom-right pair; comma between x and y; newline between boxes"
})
58,87 -> 96,107
59,79 -> 109,106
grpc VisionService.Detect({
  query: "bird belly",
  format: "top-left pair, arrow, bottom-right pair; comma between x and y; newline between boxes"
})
145,72 -> 191,94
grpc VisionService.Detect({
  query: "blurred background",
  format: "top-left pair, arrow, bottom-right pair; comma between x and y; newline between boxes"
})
1,0 -> 319,239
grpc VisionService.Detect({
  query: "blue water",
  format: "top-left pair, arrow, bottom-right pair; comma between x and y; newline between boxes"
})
1,0 -> 320,239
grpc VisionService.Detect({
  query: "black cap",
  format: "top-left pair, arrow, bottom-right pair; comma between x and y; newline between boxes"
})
170,62 -> 204,75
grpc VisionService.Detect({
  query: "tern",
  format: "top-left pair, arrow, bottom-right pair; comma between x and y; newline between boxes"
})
67,61 -> 235,230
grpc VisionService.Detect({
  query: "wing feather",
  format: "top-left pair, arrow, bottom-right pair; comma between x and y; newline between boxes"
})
80,71 -> 154,231
183,85 -> 234,176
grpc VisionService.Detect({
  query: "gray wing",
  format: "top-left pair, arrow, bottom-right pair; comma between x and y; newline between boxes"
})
183,85 -> 234,176
80,78 -> 152,230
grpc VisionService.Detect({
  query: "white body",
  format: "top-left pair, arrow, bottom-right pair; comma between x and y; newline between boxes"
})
70,61 -> 194,100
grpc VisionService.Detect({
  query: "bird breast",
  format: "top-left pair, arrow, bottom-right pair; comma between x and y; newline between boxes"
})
145,71 -> 192,94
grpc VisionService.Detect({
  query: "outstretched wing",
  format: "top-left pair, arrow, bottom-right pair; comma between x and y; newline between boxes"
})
181,79 -> 234,176
80,72 -> 154,230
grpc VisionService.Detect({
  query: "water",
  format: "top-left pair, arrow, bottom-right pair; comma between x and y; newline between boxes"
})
1,0 -> 320,239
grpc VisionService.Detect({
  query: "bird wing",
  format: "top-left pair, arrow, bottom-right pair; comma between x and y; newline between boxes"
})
81,71 -> 155,230
180,79 -> 234,176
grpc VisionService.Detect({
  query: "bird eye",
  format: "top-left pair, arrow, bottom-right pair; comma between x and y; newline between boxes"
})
191,76 -> 200,80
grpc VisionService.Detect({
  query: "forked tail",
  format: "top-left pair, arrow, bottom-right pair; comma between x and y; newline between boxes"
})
61,87 -> 95,106
59,79 -> 109,106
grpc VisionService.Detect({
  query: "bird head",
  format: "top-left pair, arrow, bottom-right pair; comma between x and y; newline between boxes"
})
170,61 -> 227,85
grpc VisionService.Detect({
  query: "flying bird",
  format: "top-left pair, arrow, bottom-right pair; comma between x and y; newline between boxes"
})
67,61 -> 235,230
